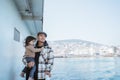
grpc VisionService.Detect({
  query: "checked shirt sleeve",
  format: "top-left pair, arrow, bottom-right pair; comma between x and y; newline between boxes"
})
44,46 -> 54,72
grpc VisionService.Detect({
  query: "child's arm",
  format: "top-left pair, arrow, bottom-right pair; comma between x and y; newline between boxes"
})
28,46 -> 43,52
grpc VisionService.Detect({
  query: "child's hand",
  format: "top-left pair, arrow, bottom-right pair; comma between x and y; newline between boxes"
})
40,47 -> 44,51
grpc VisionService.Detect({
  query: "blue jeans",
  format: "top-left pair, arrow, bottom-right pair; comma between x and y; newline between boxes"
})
25,57 -> 36,78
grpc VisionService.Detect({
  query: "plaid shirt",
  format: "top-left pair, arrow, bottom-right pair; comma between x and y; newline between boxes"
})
38,46 -> 54,79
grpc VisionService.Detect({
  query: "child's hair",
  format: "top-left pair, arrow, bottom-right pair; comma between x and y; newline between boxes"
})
25,36 -> 36,47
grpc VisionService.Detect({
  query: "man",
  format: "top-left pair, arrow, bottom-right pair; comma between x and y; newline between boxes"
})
26,32 -> 54,80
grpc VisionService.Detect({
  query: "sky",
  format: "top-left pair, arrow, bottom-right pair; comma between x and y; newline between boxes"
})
43,0 -> 120,46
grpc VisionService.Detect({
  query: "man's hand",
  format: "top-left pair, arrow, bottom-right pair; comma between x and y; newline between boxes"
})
45,71 -> 51,77
27,62 -> 35,68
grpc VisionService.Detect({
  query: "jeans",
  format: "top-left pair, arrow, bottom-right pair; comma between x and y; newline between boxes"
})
22,57 -> 36,78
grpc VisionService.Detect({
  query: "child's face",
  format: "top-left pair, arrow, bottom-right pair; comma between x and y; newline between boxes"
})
29,40 -> 35,45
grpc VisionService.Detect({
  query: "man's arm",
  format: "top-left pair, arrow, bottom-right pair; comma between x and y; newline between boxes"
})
45,48 -> 54,76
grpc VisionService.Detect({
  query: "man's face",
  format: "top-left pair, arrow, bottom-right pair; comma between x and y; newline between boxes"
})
37,34 -> 46,43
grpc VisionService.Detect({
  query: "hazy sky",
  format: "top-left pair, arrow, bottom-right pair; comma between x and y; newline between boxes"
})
43,0 -> 120,46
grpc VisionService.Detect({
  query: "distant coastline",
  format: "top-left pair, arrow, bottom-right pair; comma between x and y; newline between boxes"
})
54,55 -> 120,58
49,39 -> 120,59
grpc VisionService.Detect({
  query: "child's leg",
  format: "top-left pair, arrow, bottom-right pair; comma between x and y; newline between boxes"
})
25,57 -> 35,68
29,62 -> 36,78
20,62 -> 33,78
28,61 -> 35,68
25,57 -> 36,79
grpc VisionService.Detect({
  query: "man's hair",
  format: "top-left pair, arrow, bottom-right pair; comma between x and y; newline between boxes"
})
37,32 -> 47,37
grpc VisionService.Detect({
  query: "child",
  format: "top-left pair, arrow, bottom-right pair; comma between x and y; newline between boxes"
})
20,36 -> 43,80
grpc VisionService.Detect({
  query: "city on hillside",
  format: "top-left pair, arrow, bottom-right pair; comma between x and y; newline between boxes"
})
48,39 -> 120,58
